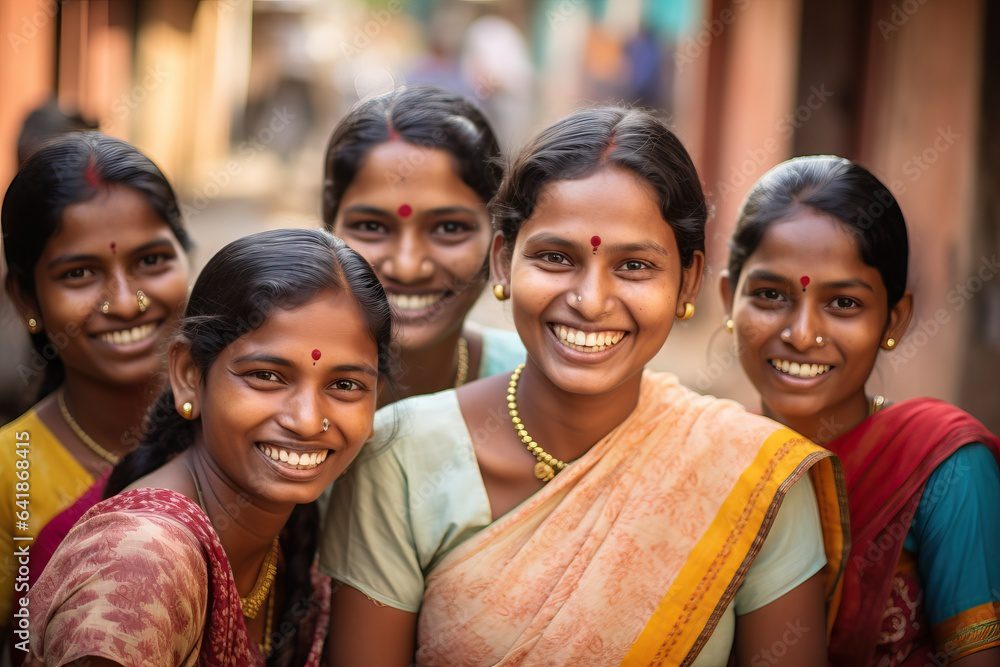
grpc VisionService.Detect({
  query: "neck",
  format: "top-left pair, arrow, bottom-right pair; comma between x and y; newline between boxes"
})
185,448 -> 292,576
61,373 -> 160,457
388,327 -> 464,405
762,391 -> 871,445
514,361 -> 644,463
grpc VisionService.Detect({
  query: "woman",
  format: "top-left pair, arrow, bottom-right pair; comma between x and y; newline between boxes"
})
1,132 -> 191,640
321,108 -> 849,665
26,228 -> 393,665
323,85 -> 523,405
720,155 -> 1000,665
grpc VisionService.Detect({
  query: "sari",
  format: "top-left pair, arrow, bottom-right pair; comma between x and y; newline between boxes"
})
826,398 -> 1000,666
25,488 -> 330,666
416,372 -> 848,666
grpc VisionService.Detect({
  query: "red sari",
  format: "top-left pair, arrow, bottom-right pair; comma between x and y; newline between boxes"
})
825,398 -> 1000,666
26,488 -> 329,666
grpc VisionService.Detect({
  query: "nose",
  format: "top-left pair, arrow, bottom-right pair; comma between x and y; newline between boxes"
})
380,231 -> 434,284
275,386 -> 327,438
568,265 -> 613,320
101,270 -> 144,319
783,302 -> 823,351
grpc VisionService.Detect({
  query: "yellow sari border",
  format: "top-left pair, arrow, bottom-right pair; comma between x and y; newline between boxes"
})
622,428 -> 846,667
934,601 -> 1000,660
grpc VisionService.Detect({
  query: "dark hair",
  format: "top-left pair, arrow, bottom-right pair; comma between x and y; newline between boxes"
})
2,131 -> 192,399
490,106 -> 707,268
321,85 -> 503,226
727,155 -> 909,308
105,228 -> 393,666
16,100 -> 98,166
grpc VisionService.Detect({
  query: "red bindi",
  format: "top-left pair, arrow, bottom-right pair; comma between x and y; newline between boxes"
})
591,235 -> 601,254
311,349 -> 322,365
397,203 -> 412,218
800,275 -> 810,291
110,242 -> 117,254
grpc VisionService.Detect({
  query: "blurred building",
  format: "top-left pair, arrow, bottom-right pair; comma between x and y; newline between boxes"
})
0,0 -> 996,428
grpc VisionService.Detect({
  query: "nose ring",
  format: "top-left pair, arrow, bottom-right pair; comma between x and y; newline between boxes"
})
136,290 -> 150,313
322,417 -> 330,432
100,300 -> 111,314
575,294 -> 583,303
780,328 -> 792,341
815,335 -> 825,346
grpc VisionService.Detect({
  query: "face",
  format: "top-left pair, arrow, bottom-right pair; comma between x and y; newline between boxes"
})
493,166 -> 703,395
176,289 -> 379,506
333,141 -> 491,350
723,211 -> 909,425
25,185 -> 190,388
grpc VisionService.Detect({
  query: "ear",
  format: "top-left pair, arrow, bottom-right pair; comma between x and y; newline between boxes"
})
489,232 -> 511,289
718,269 -> 735,316
675,250 -> 706,318
168,338 -> 203,419
5,274 -> 42,332
883,291 -> 913,349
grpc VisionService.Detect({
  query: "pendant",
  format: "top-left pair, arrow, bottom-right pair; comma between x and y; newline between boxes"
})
533,461 -> 555,482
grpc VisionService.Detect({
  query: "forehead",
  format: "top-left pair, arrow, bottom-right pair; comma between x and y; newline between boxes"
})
224,288 -> 377,361
521,167 -> 674,242
48,185 -> 169,248
745,211 -> 870,273
344,141 -> 483,207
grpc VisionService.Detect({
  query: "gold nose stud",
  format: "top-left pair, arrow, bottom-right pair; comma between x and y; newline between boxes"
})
136,290 -> 150,313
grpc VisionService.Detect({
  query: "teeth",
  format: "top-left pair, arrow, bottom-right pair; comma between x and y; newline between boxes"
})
388,293 -> 445,311
551,325 -> 627,353
769,359 -> 832,379
99,323 -> 157,346
256,444 -> 329,469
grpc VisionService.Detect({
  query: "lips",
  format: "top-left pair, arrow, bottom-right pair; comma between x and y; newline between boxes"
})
768,358 -> 833,379
387,292 -> 447,311
549,323 -> 627,353
255,442 -> 330,469
95,322 -> 159,346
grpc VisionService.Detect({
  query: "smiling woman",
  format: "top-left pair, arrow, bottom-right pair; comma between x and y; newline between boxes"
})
0,132 -> 192,652
321,108 -> 849,666
323,86 -> 524,405
25,229 -> 392,666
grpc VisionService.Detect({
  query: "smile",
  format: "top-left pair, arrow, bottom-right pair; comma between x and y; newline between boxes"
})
387,291 -> 448,311
550,324 -> 627,353
768,358 -> 833,379
97,323 -> 158,346
256,443 -> 329,469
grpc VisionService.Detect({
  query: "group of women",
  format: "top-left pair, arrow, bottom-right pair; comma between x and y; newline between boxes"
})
0,85 -> 997,666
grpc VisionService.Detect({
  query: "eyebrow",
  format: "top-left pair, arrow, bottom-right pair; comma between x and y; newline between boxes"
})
744,269 -> 874,292
232,353 -> 378,376
46,237 -> 177,269
523,234 -> 670,256
343,204 -> 479,218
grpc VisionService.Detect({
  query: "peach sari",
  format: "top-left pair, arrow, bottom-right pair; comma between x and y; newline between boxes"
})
417,373 -> 847,666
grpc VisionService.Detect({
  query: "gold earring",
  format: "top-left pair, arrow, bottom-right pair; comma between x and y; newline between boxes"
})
885,337 -> 896,349
100,300 -> 111,314
493,284 -> 508,301
180,401 -> 194,419
136,290 -> 149,313
678,302 -> 695,320
724,318 -> 734,332
27,317 -> 39,333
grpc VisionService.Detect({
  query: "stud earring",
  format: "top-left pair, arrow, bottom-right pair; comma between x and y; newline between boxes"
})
885,337 -> 896,349
780,328 -> 792,341
724,318 -> 734,333
180,401 -> 194,419
677,302 -> 695,320
100,300 -> 111,314
322,418 -> 330,432
493,284 -> 508,301
27,317 -> 39,333
136,290 -> 149,313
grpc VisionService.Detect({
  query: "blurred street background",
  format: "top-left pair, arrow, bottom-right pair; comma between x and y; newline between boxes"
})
1,0 -> 997,429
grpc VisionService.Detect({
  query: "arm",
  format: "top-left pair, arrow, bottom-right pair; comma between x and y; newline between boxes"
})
735,572 -> 827,666
326,585 -> 417,667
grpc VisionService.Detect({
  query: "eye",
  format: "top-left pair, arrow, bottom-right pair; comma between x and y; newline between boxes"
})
332,379 -> 363,392
433,220 -> 472,235
539,252 -> 570,265
753,288 -> 786,302
621,260 -> 651,271
250,370 -> 282,383
347,220 -> 388,235
138,253 -> 173,268
830,296 -> 861,310
60,267 -> 94,281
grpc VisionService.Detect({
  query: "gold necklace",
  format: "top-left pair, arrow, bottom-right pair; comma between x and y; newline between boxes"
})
57,390 -> 120,465
454,336 -> 470,387
188,466 -> 280,619
259,581 -> 275,656
507,363 -> 567,482
869,394 -> 886,416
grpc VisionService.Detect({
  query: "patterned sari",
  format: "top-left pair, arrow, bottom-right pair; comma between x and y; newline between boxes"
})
25,488 -> 329,666
416,373 -> 848,666
826,399 -> 1000,665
